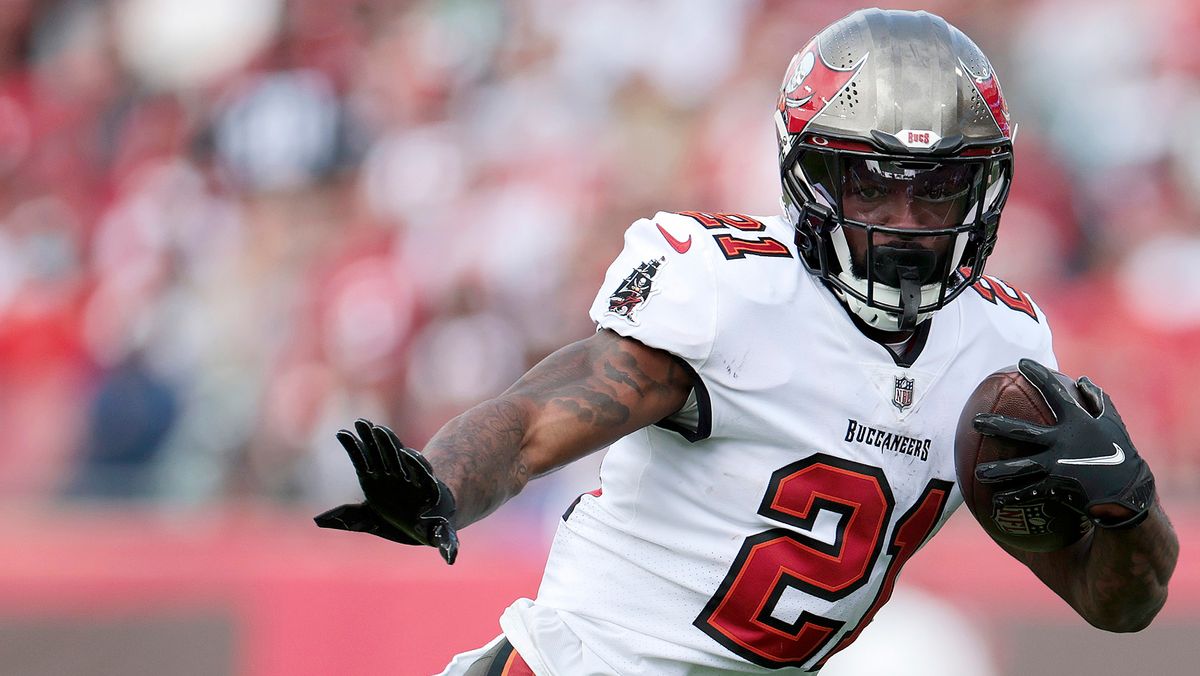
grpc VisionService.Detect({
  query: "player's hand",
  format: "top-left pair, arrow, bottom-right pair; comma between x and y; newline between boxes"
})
972,359 -> 1156,529
314,418 -> 459,564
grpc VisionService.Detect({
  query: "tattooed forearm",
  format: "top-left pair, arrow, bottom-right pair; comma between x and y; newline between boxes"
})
1076,502 -> 1179,631
1010,498 -> 1179,632
420,330 -> 691,528
424,399 -> 531,528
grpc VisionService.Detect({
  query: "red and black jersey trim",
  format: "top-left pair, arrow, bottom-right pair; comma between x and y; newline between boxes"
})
653,355 -> 712,442
562,487 -> 603,521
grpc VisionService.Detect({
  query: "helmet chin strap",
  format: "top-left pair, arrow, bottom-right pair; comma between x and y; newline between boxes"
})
895,274 -> 921,332
872,246 -> 939,333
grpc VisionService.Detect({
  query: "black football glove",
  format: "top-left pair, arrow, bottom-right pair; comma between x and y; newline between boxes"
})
973,359 -> 1156,530
314,418 -> 459,564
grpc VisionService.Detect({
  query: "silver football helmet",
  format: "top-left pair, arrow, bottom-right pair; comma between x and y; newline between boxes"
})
776,9 -> 1014,332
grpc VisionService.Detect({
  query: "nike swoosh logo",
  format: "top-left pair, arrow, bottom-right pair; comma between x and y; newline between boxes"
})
656,222 -> 692,254
1057,443 -> 1126,466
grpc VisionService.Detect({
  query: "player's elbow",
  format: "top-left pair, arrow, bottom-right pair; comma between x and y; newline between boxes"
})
1083,594 -> 1167,633
1087,613 -> 1154,633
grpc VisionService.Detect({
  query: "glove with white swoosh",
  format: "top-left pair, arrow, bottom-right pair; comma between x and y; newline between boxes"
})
972,359 -> 1156,530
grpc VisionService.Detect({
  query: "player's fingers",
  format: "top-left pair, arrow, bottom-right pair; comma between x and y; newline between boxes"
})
379,425 -> 431,481
354,418 -> 385,472
381,425 -> 433,474
336,429 -> 372,474
313,503 -> 375,532
1075,376 -> 1105,417
975,456 -> 1048,484
397,447 -> 437,497
369,424 -> 406,478
1017,358 -> 1076,418
1079,376 -> 1127,427
973,413 -> 1056,446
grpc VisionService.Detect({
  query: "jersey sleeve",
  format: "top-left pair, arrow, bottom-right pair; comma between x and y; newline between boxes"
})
1027,294 -> 1058,370
961,274 -> 1059,370
588,213 -> 718,368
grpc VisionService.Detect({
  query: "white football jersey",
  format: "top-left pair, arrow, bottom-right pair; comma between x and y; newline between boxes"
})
498,211 -> 1056,675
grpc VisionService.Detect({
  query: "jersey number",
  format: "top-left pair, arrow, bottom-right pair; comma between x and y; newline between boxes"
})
677,211 -> 793,260
969,274 -> 1038,321
693,454 -> 952,670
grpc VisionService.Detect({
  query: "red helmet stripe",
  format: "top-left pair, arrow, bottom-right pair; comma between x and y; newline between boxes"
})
969,69 -> 1012,139
778,39 -> 866,136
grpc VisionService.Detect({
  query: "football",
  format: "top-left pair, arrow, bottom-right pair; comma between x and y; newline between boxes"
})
954,365 -> 1092,552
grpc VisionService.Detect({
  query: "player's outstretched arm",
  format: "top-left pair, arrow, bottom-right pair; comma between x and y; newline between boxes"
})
316,329 -> 691,562
974,359 -> 1180,632
423,328 -> 692,528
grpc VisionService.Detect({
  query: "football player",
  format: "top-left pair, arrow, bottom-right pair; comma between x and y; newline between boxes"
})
317,9 -> 1178,674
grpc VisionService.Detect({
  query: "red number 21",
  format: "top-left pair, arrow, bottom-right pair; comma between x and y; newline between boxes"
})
676,211 -> 793,260
694,454 -> 952,670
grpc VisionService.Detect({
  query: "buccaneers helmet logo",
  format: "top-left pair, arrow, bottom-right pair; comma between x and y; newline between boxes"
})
777,39 -> 867,136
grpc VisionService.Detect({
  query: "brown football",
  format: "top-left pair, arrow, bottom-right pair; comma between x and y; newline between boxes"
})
954,365 -> 1091,552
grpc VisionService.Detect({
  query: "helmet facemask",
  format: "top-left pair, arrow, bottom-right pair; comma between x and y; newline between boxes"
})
785,141 -> 1011,332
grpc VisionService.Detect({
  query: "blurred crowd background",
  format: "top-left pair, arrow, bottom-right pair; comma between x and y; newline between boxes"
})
1,1 -> 1198,675
2,0 -> 1199,526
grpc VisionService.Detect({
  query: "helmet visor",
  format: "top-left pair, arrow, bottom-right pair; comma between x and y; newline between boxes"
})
799,153 -> 986,229
843,158 -> 978,227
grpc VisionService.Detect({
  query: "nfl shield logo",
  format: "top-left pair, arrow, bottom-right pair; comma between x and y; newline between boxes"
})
993,503 -> 1051,536
892,376 -> 914,411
